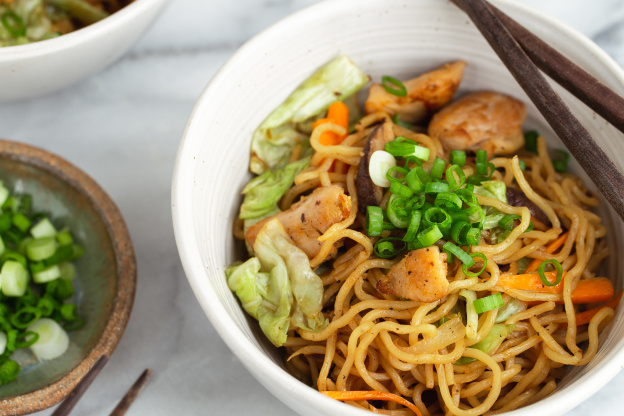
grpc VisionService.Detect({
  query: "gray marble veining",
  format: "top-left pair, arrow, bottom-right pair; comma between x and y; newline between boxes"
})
0,0 -> 618,414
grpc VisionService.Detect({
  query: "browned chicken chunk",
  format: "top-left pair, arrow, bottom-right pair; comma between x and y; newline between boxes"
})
365,61 -> 466,124
377,246 -> 449,302
428,91 -> 526,158
246,184 -> 351,259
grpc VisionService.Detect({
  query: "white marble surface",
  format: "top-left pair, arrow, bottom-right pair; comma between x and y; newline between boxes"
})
0,0 -> 616,414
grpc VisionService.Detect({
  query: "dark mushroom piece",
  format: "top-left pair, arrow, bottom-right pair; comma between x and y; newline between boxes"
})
506,187 -> 551,226
356,121 -> 395,213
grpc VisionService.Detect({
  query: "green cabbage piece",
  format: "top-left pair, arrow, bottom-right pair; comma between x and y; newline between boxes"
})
475,180 -> 508,230
495,298 -> 527,323
250,56 -> 369,174
456,324 -> 515,365
239,157 -> 310,220
226,219 -> 327,347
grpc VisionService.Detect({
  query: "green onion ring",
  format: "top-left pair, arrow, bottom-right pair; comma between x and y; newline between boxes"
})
381,76 -> 407,97
463,252 -> 488,277
537,259 -> 563,286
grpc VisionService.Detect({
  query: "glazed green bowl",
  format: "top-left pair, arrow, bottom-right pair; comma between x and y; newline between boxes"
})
0,139 -> 136,414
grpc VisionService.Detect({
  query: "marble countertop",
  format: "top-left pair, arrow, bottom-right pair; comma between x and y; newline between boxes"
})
0,0 -> 618,414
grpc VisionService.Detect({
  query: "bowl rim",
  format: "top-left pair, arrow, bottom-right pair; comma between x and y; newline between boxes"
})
0,0 -> 169,60
172,0 -> 624,415
0,139 -> 137,414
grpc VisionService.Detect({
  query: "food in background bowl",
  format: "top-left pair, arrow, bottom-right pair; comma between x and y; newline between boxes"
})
226,56 -> 617,415
0,0 -> 132,46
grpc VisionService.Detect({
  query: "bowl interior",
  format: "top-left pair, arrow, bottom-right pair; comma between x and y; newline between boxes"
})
0,160 -> 116,397
173,0 -> 624,415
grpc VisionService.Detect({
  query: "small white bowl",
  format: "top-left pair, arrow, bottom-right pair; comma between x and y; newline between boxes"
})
0,0 -> 168,101
172,0 -> 624,415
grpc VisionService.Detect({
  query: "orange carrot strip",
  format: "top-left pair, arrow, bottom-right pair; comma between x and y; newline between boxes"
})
321,391 -> 422,416
573,289 -> 623,326
525,231 -> 569,273
313,101 -> 349,146
496,273 -> 614,304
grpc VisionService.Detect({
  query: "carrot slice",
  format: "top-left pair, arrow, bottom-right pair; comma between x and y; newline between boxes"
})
572,289 -> 623,326
525,231 -> 569,273
321,390 -> 422,416
313,101 -> 349,146
496,273 -> 614,304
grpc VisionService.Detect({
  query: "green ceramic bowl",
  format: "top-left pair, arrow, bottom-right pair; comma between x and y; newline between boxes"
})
0,139 -> 136,414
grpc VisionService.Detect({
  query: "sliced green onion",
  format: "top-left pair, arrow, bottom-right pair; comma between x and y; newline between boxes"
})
459,289 -> 478,339
369,150 -> 396,187
31,218 -> 57,239
434,192 -> 462,210
0,359 -> 20,384
385,137 -> 416,157
450,222 -> 470,245
402,211 -> 422,242
450,150 -> 466,167
445,165 -> 466,191
430,158 -> 446,179
55,228 -> 73,246
476,149 -> 488,164
60,304 -> 78,322
16,331 -> 39,349
416,225 -> 443,247
26,318 -> 70,361
463,252 -> 488,277
387,195 -> 409,228
406,168 -> 424,193
37,296 -> 57,317
392,114 -> 412,129
465,227 -> 482,246
455,188 -> 477,205
381,76 -> 407,97
1,11 -> 26,38
33,265 -> 61,284
11,213 -> 31,233
374,237 -> 406,259
425,181 -> 449,195
386,166 -> 409,185
537,259 -> 563,286
473,293 -> 504,314
411,145 -> 430,161
552,149 -> 570,173
10,307 -> 41,329
1,261 -> 28,297
524,130 -> 539,153
498,214 -> 521,231
26,237 -> 57,262
442,242 -> 474,266
389,182 -> 414,199
423,207 -> 452,229
366,206 -> 384,237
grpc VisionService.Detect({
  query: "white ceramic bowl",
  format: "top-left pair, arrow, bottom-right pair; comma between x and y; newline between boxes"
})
0,0 -> 168,101
172,0 -> 624,415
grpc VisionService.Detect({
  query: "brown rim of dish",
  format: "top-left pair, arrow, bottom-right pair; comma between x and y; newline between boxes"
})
0,139 -> 137,414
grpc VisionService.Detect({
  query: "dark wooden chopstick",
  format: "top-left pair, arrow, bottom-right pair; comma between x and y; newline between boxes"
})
451,0 -> 624,222
453,0 -> 624,135
108,368 -> 153,416
52,355 -> 109,416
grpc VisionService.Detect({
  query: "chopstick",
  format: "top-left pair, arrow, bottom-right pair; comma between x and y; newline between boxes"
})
52,355 -> 109,416
451,0 -> 624,222
453,0 -> 624,135
108,368 -> 153,416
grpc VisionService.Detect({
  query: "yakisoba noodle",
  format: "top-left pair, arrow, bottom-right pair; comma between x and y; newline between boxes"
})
229,59 -> 617,416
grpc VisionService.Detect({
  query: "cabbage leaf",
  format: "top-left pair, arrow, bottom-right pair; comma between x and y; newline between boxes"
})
456,324 -> 515,365
475,180 -> 508,230
226,219 -> 327,347
239,157 -> 310,220
250,56 -> 369,174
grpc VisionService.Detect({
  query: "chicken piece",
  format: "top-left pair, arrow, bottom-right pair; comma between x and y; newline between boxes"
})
365,61 -> 466,124
377,246 -> 449,302
246,184 -> 351,259
355,121 -> 395,213
428,91 -> 526,158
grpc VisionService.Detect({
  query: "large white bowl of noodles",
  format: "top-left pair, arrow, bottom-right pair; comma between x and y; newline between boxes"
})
0,0 -> 168,101
172,0 -> 624,415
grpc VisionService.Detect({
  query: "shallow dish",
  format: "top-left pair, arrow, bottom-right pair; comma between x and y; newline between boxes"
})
0,0 -> 168,101
0,139 -> 136,414
172,0 -> 624,415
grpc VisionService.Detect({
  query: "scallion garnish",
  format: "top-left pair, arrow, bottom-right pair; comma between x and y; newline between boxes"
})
385,137 -> 417,157
381,75 -> 408,97
430,157 -> 446,179
498,214 -> 521,231
524,130 -> 539,153
1,11 -> 26,38
402,210 -> 422,242
463,252 -> 488,277
416,225 -> 443,247
450,150 -> 466,167
537,259 -> 563,286
374,237 -> 406,259
366,206 -> 384,237
472,293 -> 504,314
442,242 -> 473,266
446,165 -> 466,191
